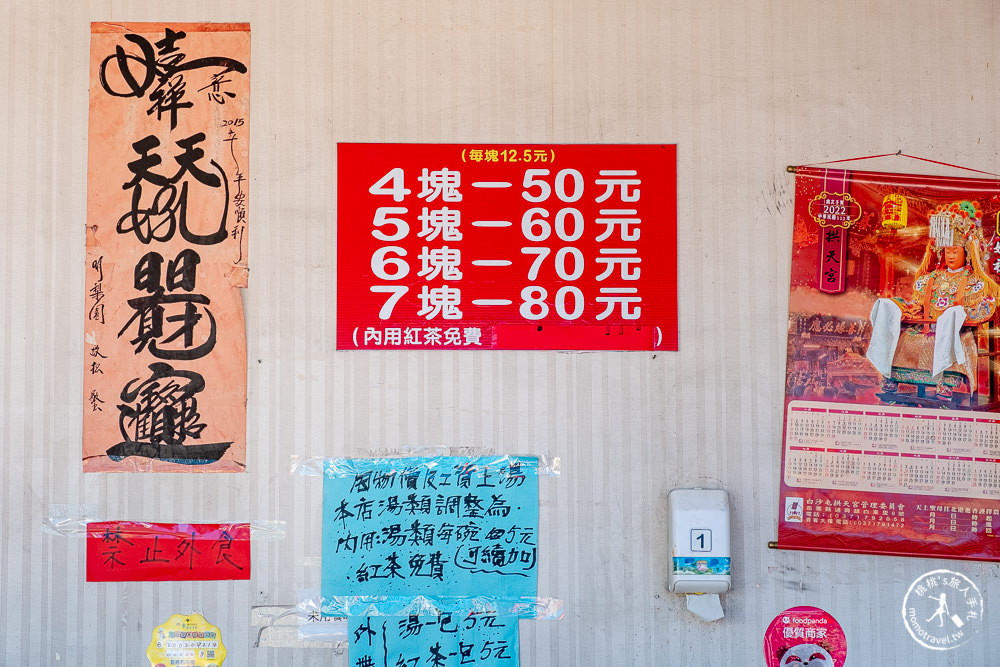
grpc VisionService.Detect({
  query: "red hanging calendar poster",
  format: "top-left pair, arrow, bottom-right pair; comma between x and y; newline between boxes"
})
777,165 -> 1000,561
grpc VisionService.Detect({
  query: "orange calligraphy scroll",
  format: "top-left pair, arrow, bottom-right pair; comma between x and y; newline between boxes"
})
84,23 -> 250,472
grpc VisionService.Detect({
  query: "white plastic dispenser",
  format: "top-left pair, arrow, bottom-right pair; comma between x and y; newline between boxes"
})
666,488 -> 731,595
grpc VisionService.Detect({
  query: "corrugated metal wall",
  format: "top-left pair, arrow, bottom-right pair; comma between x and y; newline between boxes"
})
2,0 -> 999,664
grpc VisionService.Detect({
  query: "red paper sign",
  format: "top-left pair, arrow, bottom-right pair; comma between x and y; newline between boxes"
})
86,521 -> 250,581
336,144 -> 677,350
779,167 -> 1000,561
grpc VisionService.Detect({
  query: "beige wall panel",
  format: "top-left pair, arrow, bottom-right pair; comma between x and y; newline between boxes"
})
1,0 -> 999,663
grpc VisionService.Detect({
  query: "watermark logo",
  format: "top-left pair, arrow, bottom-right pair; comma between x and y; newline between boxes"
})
901,569 -> 983,650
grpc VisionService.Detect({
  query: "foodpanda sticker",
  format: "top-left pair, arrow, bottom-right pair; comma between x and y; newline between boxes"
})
763,606 -> 847,667
147,613 -> 226,667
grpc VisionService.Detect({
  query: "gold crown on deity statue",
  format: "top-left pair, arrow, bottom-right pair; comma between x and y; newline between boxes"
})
928,200 -> 983,250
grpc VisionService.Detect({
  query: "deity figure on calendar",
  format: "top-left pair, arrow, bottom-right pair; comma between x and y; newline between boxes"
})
866,201 -> 1000,401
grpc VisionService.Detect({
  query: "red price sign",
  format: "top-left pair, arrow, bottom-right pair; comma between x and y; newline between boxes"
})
336,144 -> 677,350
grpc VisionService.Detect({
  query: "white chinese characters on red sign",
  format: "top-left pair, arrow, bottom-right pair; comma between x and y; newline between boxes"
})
337,144 -> 677,351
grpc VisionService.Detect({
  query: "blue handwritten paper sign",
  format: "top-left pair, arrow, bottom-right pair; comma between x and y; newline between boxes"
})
349,614 -> 519,667
322,456 -> 539,603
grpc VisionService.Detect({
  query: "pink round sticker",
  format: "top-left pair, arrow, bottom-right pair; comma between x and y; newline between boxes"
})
763,606 -> 847,667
